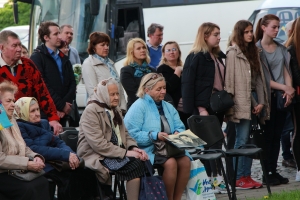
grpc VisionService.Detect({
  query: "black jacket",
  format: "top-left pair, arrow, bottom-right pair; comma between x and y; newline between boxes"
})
181,51 -> 226,114
157,64 -> 182,107
120,66 -> 155,109
30,44 -> 76,112
288,45 -> 300,102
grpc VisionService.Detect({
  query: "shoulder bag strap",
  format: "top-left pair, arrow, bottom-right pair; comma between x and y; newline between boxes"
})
214,57 -> 225,88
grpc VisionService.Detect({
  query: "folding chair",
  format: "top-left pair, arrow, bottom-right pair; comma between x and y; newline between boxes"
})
188,115 -> 271,200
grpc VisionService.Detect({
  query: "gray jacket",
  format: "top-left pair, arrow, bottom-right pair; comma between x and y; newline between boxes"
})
69,46 -> 81,65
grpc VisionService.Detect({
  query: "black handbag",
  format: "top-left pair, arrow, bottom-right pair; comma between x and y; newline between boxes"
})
247,115 -> 265,159
210,57 -> 234,113
47,158 -> 85,172
8,169 -> 45,181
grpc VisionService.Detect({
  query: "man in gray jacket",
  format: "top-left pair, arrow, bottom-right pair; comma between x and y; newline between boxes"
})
60,24 -> 81,65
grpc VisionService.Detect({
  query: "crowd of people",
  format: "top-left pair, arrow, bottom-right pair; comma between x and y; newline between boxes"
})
0,14 -> 299,200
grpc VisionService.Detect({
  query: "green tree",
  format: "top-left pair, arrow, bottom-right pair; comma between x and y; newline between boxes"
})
0,0 -> 31,30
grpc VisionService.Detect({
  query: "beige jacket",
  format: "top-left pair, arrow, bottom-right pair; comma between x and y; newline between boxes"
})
0,120 -> 44,174
82,55 -> 127,110
225,45 -> 269,123
77,99 -> 137,184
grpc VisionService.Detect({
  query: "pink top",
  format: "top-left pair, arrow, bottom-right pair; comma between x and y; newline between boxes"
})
211,53 -> 225,92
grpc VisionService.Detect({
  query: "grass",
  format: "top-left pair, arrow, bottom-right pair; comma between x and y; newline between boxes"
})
247,190 -> 300,200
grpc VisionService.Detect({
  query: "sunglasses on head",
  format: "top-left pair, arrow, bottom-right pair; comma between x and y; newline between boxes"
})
144,73 -> 163,86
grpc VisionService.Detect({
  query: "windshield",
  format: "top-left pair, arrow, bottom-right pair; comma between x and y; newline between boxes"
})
29,0 -> 107,60
252,7 -> 300,43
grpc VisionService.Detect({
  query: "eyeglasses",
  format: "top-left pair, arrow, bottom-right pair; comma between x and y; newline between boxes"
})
165,48 -> 177,53
144,73 -> 163,86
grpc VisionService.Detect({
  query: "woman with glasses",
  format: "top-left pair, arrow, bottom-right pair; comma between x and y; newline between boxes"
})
157,41 -> 189,127
120,38 -> 155,109
182,22 -> 228,193
124,73 -> 191,200
82,32 -> 127,113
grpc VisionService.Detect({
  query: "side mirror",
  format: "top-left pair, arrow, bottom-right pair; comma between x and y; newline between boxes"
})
115,26 -> 124,39
13,0 -> 18,24
90,0 -> 99,16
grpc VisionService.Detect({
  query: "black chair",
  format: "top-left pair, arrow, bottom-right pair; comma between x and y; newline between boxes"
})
187,115 -> 271,200
59,130 -> 79,152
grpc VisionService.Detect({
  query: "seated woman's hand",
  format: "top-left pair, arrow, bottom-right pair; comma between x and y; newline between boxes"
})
69,153 -> 80,170
132,147 -> 149,161
158,132 -> 169,141
126,150 -> 142,159
27,161 -> 44,172
34,156 -> 44,165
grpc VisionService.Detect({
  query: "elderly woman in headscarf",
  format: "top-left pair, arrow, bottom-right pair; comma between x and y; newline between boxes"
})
14,97 -> 97,200
77,78 -> 148,200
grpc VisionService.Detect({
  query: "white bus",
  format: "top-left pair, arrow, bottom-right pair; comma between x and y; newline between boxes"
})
17,0 -> 263,108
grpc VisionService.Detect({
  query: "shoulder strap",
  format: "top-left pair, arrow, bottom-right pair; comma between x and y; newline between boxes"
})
213,57 -> 225,88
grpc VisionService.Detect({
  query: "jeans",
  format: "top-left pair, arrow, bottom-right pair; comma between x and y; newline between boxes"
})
281,112 -> 294,160
234,119 -> 252,180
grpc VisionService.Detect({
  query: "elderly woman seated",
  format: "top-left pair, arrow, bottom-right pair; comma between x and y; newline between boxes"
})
14,97 -> 96,200
77,78 -> 148,200
0,81 -> 49,200
124,73 -> 191,200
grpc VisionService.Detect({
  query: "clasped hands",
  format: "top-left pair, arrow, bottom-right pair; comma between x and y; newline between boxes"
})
126,147 -> 148,161
27,157 -> 45,173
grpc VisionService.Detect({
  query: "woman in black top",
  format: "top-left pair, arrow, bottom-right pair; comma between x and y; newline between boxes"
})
157,41 -> 189,127
120,38 -> 155,109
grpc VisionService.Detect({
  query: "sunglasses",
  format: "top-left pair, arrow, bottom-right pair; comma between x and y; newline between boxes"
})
144,73 -> 163,86
165,48 -> 177,53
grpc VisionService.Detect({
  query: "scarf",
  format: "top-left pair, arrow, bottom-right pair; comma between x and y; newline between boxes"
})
93,54 -> 120,82
13,97 -> 38,121
129,61 -> 152,77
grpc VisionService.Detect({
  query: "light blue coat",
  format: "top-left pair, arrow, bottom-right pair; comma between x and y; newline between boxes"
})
124,94 -> 189,164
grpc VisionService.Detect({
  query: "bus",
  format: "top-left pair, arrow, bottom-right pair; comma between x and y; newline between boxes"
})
16,0 -> 263,108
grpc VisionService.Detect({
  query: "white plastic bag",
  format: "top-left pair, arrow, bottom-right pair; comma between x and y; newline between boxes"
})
186,160 -> 216,200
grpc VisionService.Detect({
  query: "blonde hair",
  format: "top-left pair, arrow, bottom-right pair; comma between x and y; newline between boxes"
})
123,38 -> 150,66
0,80 -> 18,98
136,73 -> 165,98
189,22 -> 221,57
159,41 -> 183,66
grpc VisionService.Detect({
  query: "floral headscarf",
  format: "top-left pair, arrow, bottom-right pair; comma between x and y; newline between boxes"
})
13,97 -> 38,121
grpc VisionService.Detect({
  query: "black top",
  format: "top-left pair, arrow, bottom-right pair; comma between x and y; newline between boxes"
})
287,44 -> 300,102
30,44 -> 76,112
181,51 -> 226,114
157,64 -> 182,107
120,65 -> 156,109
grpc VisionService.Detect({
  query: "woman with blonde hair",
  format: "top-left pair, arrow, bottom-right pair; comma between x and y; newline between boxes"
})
157,41 -> 189,126
120,38 -> 155,109
125,73 -> 191,200
182,22 -> 228,193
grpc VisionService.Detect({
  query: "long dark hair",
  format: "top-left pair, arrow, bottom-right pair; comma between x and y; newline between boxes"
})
285,17 -> 300,68
231,20 -> 260,72
255,14 -> 280,42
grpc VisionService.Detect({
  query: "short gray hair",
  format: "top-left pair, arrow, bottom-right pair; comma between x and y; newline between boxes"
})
60,24 -> 73,31
147,23 -> 164,37
0,30 -> 19,44
136,73 -> 165,98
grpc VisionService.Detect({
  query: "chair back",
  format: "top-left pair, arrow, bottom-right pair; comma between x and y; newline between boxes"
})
59,130 -> 79,152
187,115 -> 224,148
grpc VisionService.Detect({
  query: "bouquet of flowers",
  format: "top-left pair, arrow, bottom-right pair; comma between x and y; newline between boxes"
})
73,64 -> 82,85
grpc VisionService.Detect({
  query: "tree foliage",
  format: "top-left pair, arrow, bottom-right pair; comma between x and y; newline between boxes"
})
0,0 -> 31,30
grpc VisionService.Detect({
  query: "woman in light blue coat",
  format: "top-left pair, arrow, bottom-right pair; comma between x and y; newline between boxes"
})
124,73 -> 191,200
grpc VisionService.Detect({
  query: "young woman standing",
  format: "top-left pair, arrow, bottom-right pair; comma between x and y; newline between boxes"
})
255,14 -> 295,185
225,20 -> 269,189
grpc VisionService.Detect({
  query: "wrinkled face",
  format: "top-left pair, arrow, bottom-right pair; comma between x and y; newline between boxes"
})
146,80 -> 166,102
107,84 -> 119,108
133,42 -> 147,63
60,26 -> 73,44
262,20 -> 280,39
0,36 -> 22,63
1,91 -> 15,119
59,44 -> 69,56
44,26 -> 61,48
244,25 -> 254,43
149,28 -> 163,46
29,103 -> 41,123
95,42 -> 109,57
21,47 -> 29,58
205,28 -> 221,49
163,43 -> 179,63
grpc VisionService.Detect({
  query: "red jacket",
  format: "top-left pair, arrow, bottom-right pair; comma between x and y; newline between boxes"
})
0,57 -> 59,121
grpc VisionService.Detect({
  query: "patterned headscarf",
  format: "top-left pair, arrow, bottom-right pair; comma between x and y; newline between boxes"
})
13,97 -> 38,121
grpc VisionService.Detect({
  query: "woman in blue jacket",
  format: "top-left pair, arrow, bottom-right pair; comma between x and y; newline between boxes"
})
124,73 -> 191,200
13,97 -> 96,200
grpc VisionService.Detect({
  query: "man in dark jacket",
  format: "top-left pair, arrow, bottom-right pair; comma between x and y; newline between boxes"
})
30,21 -> 76,127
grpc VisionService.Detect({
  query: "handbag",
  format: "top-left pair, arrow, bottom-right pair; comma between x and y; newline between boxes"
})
47,157 -> 85,172
264,51 -> 295,112
210,58 -> 234,113
139,160 -> 168,200
186,160 -> 216,200
8,169 -> 45,182
69,99 -> 80,127
247,115 -> 265,159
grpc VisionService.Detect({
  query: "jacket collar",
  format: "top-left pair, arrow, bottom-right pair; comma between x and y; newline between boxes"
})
203,51 -> 226,61
34,44 -> 66,58
89,54 -> 114,67
227,44 -> 247,60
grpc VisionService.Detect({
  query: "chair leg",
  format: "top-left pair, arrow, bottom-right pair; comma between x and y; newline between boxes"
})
96,180 -> 105,200
113,179 -> 118,200
218,158 -> 232,200
120,181 -> 127,200
259,152 -> 272,196
231,156 -> 238,200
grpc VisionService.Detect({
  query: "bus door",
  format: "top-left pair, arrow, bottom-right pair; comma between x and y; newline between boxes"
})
107,0 -> 145,62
